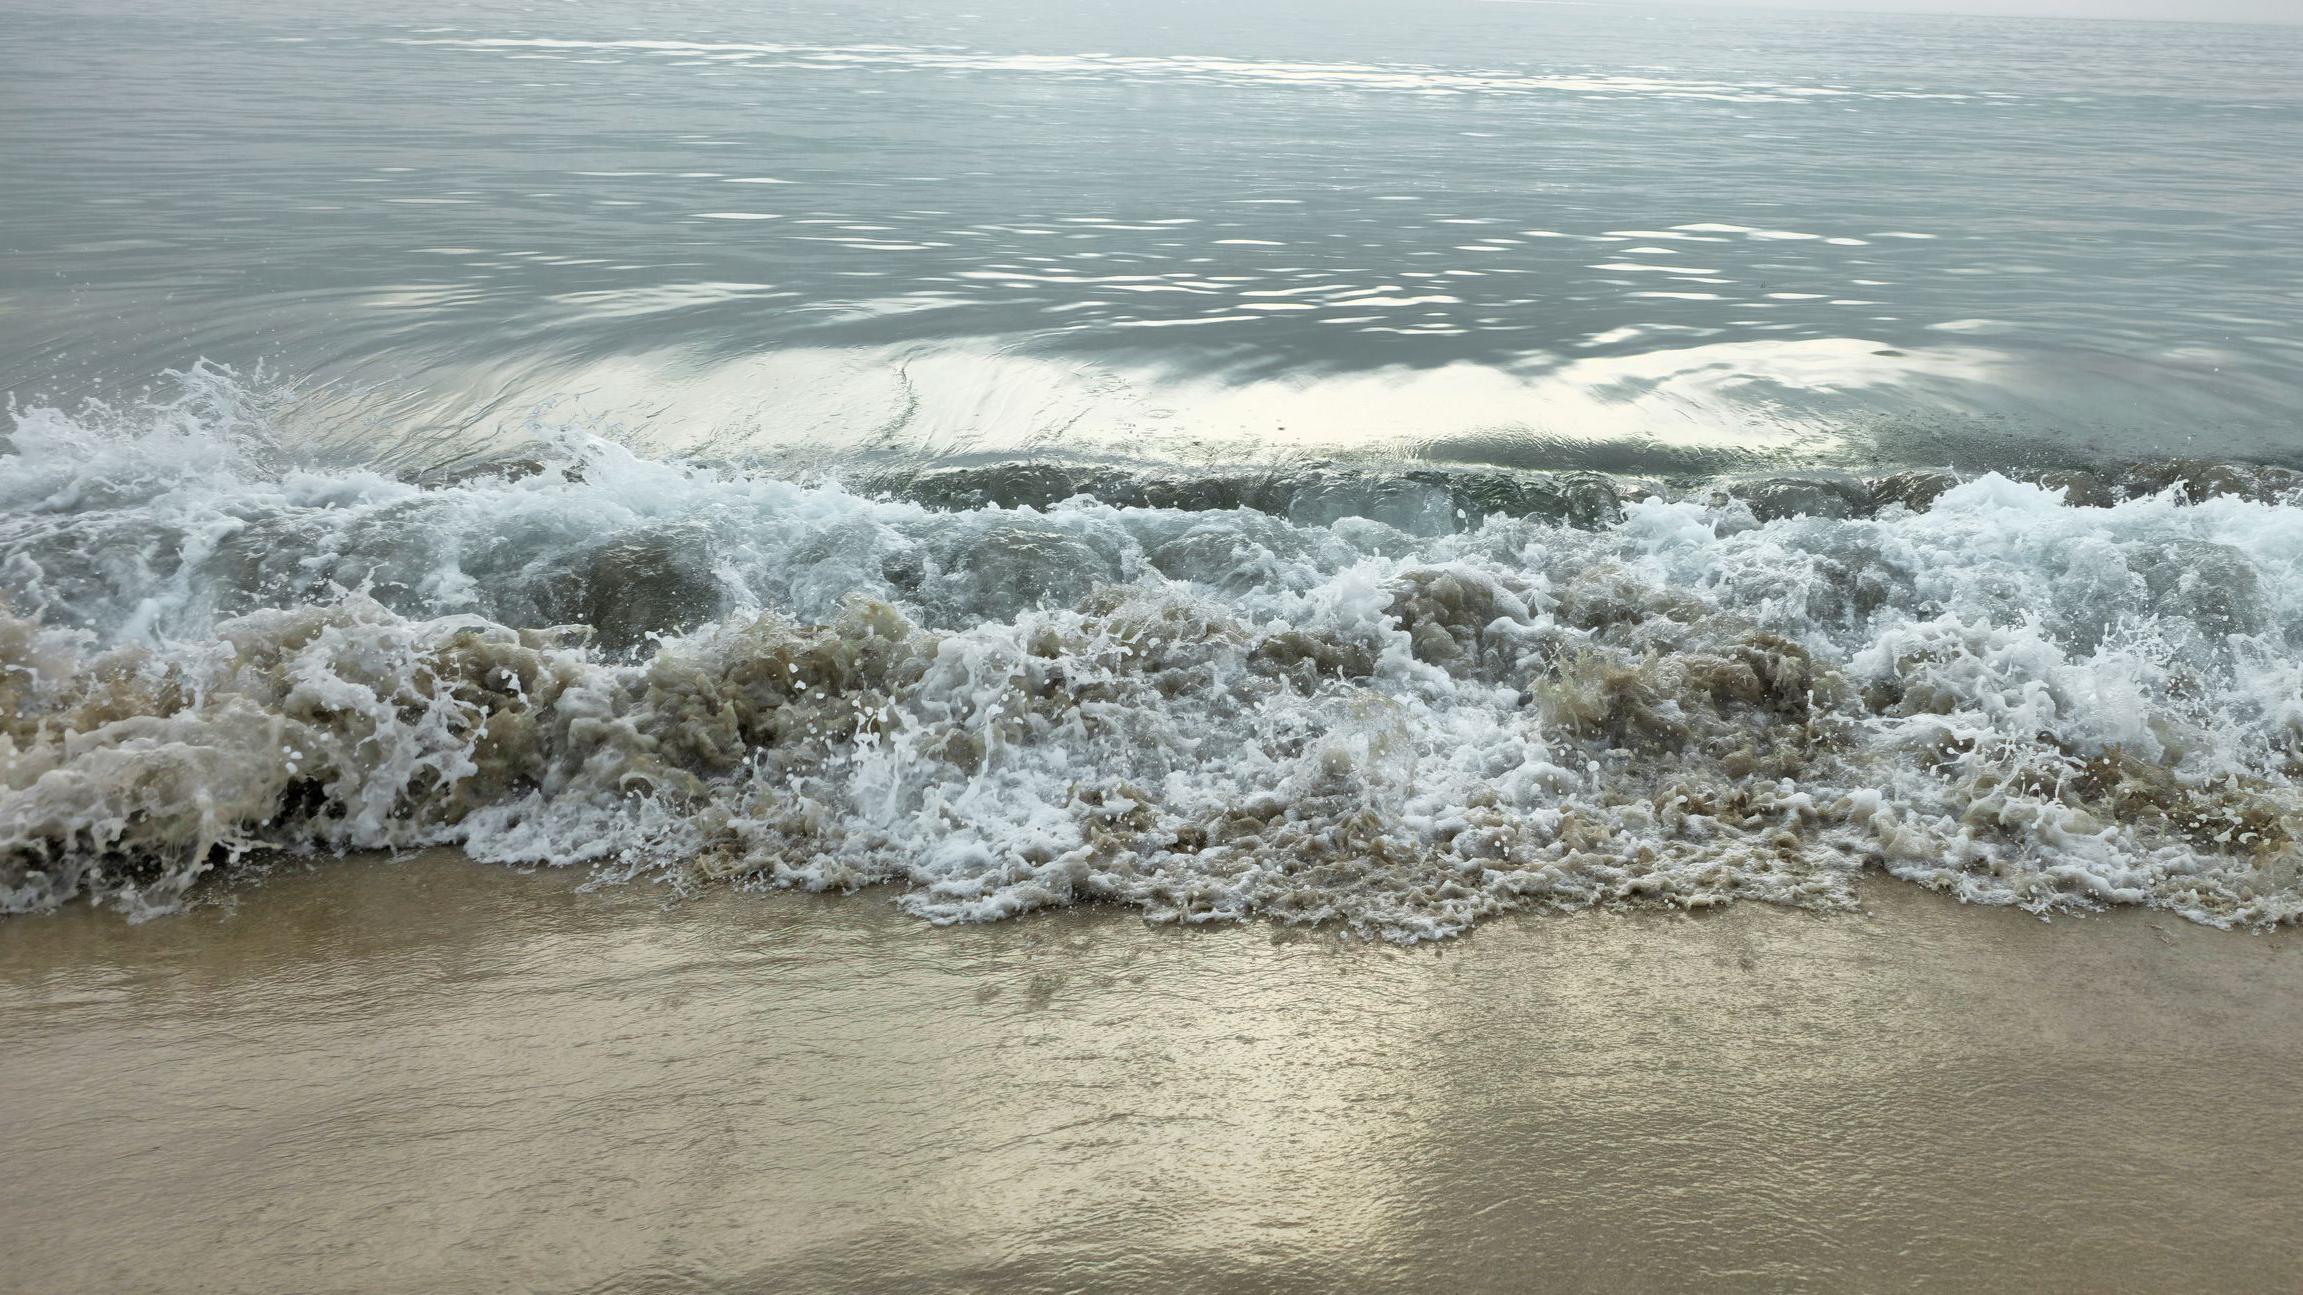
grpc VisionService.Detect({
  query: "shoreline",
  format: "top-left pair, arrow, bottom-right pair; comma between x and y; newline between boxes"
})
5,849 -> 2301,1292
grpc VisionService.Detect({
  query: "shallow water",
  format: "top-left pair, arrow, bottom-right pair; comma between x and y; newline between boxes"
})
3,851 -> 2300,1293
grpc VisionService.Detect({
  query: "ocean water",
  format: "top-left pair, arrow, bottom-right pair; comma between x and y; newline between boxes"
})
4,0 -> 2302,933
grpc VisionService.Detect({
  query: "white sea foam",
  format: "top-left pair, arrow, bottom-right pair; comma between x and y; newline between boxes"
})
391,39 -> 1988,105
4,370 -> 2299,933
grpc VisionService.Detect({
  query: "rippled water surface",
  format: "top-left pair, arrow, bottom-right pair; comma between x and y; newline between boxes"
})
5,0 -> 2300,471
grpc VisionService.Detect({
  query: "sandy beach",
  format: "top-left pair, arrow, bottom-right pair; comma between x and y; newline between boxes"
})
4,853 -> 2299,1293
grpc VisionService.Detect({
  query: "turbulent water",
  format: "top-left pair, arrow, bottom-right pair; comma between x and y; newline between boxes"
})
4,1 -> 2302,933
5,367 -> 2301,934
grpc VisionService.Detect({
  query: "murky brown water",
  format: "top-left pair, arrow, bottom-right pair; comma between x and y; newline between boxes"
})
4,853 -> 2300,1293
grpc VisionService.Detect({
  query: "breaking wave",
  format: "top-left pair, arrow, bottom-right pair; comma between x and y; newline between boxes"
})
6,367 -> 2302,935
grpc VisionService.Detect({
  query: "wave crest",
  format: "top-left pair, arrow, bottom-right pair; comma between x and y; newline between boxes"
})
5,372 -> 2301,934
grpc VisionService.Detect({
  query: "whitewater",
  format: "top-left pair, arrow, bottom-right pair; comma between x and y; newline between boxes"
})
4,366 -> 2298,936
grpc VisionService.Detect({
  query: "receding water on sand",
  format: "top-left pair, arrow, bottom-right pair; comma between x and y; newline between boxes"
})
4,850 -> 2300,1294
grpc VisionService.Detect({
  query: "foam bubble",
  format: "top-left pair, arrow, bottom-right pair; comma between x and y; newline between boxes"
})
5,370 -> 2299,934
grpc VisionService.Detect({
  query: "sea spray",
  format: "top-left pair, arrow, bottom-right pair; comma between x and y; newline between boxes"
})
5,371 -> 2300,933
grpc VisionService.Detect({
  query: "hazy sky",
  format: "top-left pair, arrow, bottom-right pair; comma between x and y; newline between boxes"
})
1583,0 -> 2300,23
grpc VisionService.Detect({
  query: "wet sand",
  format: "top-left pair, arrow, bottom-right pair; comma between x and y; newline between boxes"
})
3,853 -> 2300,1294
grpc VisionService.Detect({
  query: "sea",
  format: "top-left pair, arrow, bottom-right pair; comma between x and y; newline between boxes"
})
6,0 -> 2303,936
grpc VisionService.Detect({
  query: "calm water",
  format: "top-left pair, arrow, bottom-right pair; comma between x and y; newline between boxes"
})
5,0 -> 2301,473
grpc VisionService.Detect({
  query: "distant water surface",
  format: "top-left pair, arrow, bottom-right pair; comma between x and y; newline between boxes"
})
3,0 -> 2300,472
